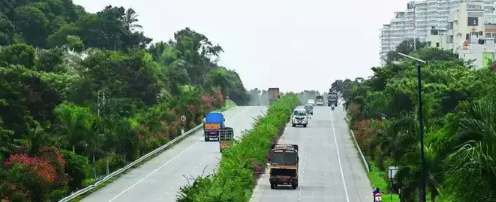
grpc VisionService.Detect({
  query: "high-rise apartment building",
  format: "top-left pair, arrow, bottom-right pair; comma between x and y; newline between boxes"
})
379,0 -> 496,63
426,1 -> 496,68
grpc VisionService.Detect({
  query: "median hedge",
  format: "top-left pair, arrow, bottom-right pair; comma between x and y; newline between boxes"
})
176,94 -> 298,202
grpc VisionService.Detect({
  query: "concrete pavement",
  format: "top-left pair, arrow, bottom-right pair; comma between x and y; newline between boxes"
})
81,106 -> 266,202
250,105 -> 373,202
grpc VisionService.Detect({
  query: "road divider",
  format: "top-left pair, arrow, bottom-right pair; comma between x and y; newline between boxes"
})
176,95 -> 298,202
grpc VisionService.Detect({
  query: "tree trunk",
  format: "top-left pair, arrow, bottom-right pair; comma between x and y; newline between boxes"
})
430,187 -> 436,202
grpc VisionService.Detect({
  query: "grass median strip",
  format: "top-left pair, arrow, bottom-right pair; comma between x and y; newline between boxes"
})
176,95 -> 298,202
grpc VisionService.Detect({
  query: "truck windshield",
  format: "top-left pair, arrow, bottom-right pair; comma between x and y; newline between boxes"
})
271,152 -> 298,165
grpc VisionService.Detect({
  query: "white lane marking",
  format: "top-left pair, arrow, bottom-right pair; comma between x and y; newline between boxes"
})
297,130 -> 309,201
107,141 -> 200,202
330,109 -> 350,202
107,107 -> 251,202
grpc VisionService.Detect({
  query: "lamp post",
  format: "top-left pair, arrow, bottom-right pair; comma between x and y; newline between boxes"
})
397,52 -> 427,202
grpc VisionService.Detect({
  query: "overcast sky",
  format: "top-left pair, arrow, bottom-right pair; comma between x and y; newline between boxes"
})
73,0 -> 411,93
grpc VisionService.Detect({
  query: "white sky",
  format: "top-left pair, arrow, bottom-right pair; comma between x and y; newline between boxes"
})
73,0 -> 411,93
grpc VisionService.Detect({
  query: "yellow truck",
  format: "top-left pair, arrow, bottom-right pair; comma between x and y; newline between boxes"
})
268,144 -> 299,189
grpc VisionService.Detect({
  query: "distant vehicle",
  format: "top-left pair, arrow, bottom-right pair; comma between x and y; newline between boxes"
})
327,90 -> 338,107
268,144 -> 299,189
306,99 -> 315,106
304,104 -> 313,115
292,108 -> 308,127
315,95 -> 324,106
203,112 -> 226,141
268,88 -> 280,105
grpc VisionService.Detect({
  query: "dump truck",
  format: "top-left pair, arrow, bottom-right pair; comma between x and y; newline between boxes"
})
315,95 -> 324,106
268,144 -> 299,189
268,88 -> 280,105
327,90 -> 338,107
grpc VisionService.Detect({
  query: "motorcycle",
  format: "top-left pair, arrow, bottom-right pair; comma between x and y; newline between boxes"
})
374,193 -> 382,202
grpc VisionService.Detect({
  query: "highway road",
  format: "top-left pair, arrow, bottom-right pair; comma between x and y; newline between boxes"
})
250,105 -> 373,202
81,106 -> 267,202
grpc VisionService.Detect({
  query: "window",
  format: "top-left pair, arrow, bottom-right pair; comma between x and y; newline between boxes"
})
468,17 -> 479,26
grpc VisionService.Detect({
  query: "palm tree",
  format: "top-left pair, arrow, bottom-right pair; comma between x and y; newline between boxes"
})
442,98 -> 496,202
122,8 -> 143,31
369,115 -> 443,202
394,143 -> 444,202
368,116 -> 416,166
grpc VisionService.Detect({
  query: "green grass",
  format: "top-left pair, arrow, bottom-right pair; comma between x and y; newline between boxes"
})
367,161 -> 400,201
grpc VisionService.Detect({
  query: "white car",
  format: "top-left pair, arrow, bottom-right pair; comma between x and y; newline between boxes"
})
292,108 -> 308,127
306,99 -> 315,106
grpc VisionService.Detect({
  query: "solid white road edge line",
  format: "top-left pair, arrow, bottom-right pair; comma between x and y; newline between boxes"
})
107,107 -> 251,202
330,108 -> 350,202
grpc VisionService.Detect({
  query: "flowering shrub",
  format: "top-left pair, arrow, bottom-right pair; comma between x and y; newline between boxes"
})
2,152 -> 65,201
5,154 -> 57,184
352,119 -> 383,154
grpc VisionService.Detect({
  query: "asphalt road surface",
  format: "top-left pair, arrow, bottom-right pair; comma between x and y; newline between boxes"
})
250,105 -> 373,202
81,106 -> 266,202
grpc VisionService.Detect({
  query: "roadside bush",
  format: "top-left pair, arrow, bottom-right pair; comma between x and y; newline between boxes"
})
60,150 -> 90,191
176,95 -> 298,202
95,154 -> 126,177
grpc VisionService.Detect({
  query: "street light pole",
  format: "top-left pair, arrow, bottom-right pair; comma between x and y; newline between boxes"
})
416,61 -> 426,202
397,52 -> 427,202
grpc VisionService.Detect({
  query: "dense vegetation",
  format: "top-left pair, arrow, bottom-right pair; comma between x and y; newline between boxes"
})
176,95 -> 298,202
0,1 -> 250,201
335,45 -> 496,202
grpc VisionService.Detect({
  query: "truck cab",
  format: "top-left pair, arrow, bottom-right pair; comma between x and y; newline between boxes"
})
268,144 -> 299,189
203,112 -> 225,141
315,95 -> 324,106
327,91 -> 338,107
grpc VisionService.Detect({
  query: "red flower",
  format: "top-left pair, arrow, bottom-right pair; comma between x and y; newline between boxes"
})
5,154 -> 57,183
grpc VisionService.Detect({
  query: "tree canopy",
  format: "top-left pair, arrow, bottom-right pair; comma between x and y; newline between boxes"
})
336,45 -> 496,202
0,1 -> 249,201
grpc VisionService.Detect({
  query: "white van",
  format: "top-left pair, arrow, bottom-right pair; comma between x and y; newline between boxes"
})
292,108 -> 308,127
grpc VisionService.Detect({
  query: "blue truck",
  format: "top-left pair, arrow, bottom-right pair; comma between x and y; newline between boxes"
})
203,112 -> 225,141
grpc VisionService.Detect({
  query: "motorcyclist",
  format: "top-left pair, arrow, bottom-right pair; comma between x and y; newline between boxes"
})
373,188 -> 381,201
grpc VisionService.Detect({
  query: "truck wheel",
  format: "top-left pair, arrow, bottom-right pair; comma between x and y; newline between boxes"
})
292,124 -> 296,127
270,183 -> 276,189
303,124 -> 307,128
220,148 -> 223,153
204,136 -> 209,142
291,182 -> 297,189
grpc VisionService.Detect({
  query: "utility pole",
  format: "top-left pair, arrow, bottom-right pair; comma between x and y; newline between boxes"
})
97,91 -> 110,176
